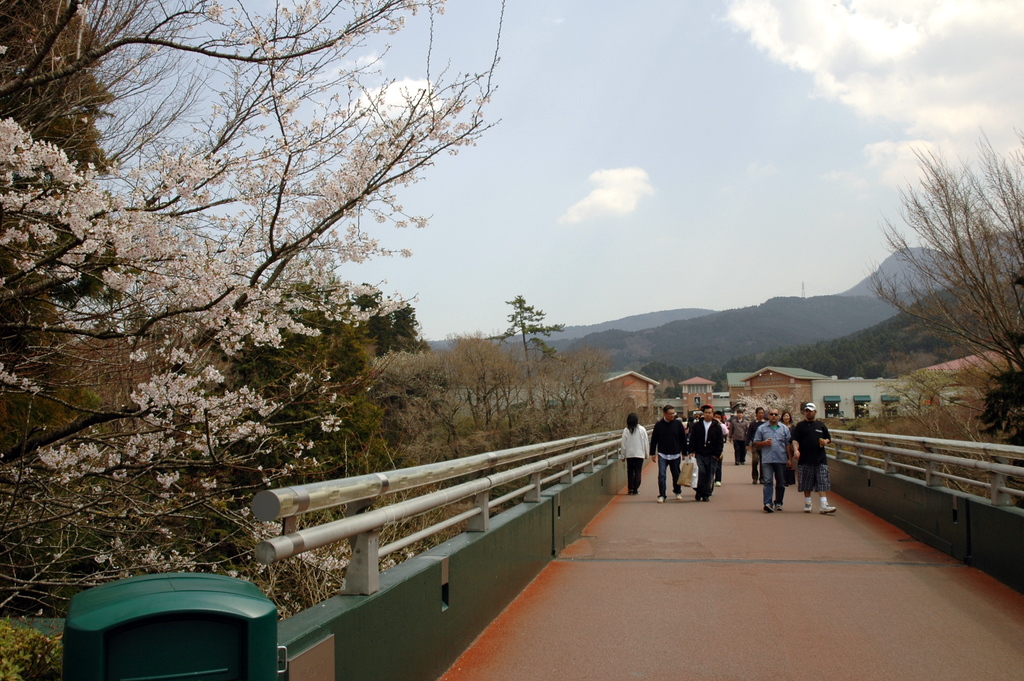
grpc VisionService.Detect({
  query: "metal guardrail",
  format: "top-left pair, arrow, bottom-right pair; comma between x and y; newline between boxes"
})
829,430 -> 1024,506
251,431 -> 622,595
251,427 -> 1024,595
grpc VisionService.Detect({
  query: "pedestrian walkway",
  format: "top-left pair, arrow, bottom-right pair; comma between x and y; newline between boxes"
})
439,459 -> 1024,681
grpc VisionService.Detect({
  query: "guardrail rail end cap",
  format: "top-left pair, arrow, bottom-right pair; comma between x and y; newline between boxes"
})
252,489 -> 283,522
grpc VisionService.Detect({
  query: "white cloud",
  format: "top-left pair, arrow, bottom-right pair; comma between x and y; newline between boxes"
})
358,78 -> 433,118
863,138 -> 940,186
559,167 -> 654,225
727,0 -> 1024,181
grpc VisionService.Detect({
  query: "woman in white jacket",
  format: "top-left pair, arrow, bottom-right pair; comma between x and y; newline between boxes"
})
621,413 -> 649,495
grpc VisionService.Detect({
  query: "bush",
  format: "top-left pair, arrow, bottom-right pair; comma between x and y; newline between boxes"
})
0,619 -> 62,681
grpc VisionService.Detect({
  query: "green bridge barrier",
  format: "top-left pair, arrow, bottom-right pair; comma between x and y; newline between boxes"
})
55,428 -> 1024,680
277,458 -> 625,681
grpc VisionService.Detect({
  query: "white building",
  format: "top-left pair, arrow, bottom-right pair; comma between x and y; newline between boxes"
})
811,378 -> 901,419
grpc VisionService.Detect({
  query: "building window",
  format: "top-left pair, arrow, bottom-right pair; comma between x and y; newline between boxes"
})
823,396 -> 841,419
854,395 -> 871,418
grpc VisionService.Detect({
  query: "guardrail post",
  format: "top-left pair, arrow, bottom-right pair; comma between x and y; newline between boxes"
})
525,471 -> 543,502
880,440 -> 894,473
468,490 -> 490,531
884,451 -> 896,474
991,472 -> 1012,506
923,446 -> 941,486
855,446 -> 865,466
561,461 -> 574,485
342,530 -> 380,595
584,453 -> 595,474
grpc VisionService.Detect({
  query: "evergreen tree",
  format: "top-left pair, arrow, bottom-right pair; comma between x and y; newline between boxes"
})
0,0 -> 112,168
355,292 -> 429,355
499,296 -> 565,360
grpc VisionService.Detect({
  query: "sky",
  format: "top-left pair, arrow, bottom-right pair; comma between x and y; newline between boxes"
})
350,0 -> 1024,340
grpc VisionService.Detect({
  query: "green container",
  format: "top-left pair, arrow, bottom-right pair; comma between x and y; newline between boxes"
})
63,573 -> 278,681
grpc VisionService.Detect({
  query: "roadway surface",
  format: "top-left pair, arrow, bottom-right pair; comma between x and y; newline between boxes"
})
439,458 -> 1024,681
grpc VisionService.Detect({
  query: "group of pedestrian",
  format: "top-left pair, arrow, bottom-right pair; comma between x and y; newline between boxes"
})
620,403 -> 837,514
626,403 -> 724,503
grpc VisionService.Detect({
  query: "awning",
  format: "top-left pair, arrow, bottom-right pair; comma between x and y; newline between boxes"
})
853,395 -> 871,401
881,395 -> 900,402
823,396 -> 841,402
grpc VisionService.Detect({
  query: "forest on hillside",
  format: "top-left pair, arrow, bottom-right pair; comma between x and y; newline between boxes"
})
720,312 -> 961,380
636,312 -> 961,392
566,295 -> 897,370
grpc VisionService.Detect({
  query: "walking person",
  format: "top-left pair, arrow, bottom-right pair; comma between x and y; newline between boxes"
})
689,404 -> 725,501
780,409 -> 795,486
713,410 -> 728,486
753,408 -> 792,512
649,404 -> 688,503
745,406 -> 766,484
621,413 -> 649,496
728,408 -> 749,465
791,403 -> 837,514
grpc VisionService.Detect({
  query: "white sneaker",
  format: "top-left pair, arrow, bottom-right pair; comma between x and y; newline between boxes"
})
804,502 -> 812,513
774,503 -> 783,512
714,481 -> 722,487
820,504 -> 837,514
657,496 -> 666,503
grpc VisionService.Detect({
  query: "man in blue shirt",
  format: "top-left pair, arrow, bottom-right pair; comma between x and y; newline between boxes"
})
753,408 -> 793,513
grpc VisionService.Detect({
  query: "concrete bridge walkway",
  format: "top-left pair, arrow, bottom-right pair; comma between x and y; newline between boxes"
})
440,459 -> 1024,681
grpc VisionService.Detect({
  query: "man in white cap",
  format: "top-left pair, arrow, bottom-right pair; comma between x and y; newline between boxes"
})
791,403 -> 836,514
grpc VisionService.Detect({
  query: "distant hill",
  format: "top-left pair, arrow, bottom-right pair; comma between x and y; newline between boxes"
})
555,295 -> 897,370
839,248 -> 930,297
547,307 -> 715,341
427,306 -> 715,350
721,311 -> 962,379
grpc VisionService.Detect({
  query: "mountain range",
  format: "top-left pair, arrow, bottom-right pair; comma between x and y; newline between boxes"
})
428,251 -> 945,377
547,308 -> 714,342
546,251 -> 939,374
552,295 -> 898,370
719,311 -> 959,380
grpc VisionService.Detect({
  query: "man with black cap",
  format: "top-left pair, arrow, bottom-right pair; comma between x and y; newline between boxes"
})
791,402 -> 836,514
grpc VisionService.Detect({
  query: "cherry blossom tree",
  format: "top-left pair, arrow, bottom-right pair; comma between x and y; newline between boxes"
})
0,0 -> 500,615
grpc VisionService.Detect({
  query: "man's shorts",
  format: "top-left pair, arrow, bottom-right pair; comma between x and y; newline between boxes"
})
798,463 -> 830,492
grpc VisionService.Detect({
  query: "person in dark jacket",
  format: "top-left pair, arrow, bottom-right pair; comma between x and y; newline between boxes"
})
689,404 -> 725,501
649,404 -> 688,503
